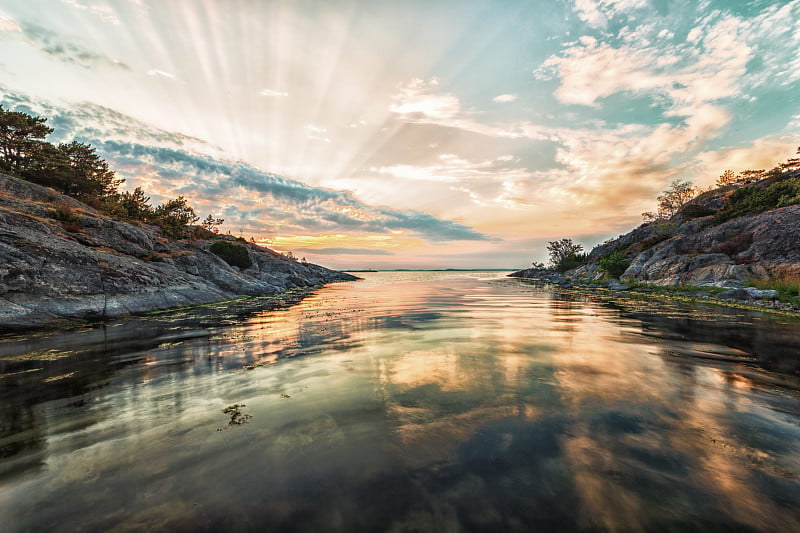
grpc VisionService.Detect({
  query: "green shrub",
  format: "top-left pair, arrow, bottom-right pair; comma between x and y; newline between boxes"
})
209,240 -> 252,269
598,251 -> 630,279
714,178 -> 800,224
555,252 -> 587,273
680,204 -> 715,219
547,238 -> 587,273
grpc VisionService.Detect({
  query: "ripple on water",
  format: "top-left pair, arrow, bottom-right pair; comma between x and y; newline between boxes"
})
0,271 -> 799,531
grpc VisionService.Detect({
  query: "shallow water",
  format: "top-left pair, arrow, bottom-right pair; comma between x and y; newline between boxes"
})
1,271 -> 799,531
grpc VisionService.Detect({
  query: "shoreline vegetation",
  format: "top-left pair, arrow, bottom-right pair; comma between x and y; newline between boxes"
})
507,269 -> 800,318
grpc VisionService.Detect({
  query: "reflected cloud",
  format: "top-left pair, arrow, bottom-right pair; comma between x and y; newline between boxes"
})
1,275 -> 799,531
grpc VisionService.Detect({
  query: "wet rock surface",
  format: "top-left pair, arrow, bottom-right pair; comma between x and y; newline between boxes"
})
0,172 -> 357,331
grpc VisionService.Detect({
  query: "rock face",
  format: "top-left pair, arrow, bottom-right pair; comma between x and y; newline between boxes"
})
599,206 -> 800,286
0,173 -> 358,331
512,168 -> 800,287
573,175 -> 800,286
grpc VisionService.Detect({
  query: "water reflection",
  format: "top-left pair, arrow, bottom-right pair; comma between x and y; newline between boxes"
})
0,272 -> 798,531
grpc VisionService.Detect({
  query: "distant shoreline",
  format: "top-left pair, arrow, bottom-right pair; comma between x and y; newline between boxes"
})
344,269 -> 515,273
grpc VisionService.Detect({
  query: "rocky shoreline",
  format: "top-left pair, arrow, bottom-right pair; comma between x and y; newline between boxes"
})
508,268 -> 800,314
0,172 -> 358,332
508,167 -> 800,316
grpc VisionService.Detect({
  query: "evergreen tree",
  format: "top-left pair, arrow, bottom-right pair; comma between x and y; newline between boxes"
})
0,105 -> 53,174
153,196 -> 199,237
56,141 -> 123,204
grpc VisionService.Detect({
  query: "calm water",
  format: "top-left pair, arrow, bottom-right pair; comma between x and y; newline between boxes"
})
1,271 -> 799,531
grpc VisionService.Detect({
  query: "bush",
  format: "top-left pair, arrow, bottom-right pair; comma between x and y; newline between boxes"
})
598,251 -> 630,279
680,204 -> 715,219
714,178 -> 800,224
49,202 -> 83,231
556,252 -> 587,273
152,196 -> 199,238
209,240 -> 252,269
547,238 -> 587,273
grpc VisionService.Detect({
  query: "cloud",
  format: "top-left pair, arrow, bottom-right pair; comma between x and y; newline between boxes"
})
0,88 -> 490,243
147,69 -> 176,80
0,13 -> 22,33
305,124 -> 330,143
535,36 -> 671,107
517,1 -> 800,228
60,0 -> 121,25
259,88 -> 289,97
692,139 -> 799,186
0,92 -> 219,156
742,0 -> 800,87
92,141 -> 490,242
543,2 -> 800,113
390,78 -> 544,140
572,0 -> 648,29
390,77 -> 461,120
13,22 -> 129,70
493,94 -> 517,103
370,153 -> 527,186
293,247 -> 394,256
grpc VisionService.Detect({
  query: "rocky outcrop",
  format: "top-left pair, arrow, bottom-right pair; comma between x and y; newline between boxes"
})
0,173 -> 357,331
565,172 -> 800,286
511,167 -> 800,291
604,206 -> 800,286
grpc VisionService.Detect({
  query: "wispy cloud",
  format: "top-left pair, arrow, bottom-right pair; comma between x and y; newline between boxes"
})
573,0 -> 648,29
493,94 -> 517,103
305,124 -> 330,143
60,0 -> 120,25
390,78 -> 543,140
516,0 -> 800,228
259,88 -> 289,97
293,247 -> 394,256
15,22 -> 129,70
147,69 -> 176,80
370,153 -> 524,185
89,139 -> 490,242
0,13 -> 22,33
390,78 -> 461,121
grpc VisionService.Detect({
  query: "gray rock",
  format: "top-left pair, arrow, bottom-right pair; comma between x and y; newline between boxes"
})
744,288 -> 778,299
718,289 -> 751,300
718,288 -> 778,300
0,172 -> 358,331
607,281 -> 632,291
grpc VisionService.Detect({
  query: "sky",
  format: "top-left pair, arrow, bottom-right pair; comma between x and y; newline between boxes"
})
0,0 -> 799,270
